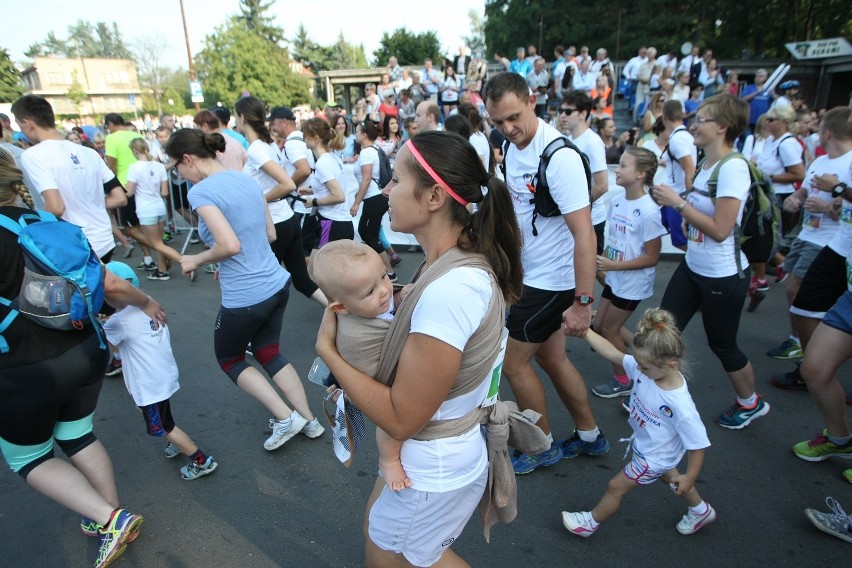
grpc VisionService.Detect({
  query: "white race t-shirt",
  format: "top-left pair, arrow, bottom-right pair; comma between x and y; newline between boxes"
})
604,193 -> 667,300
243,140 -> 294,224
402,266 -> 499,492
312,153 -> 350,222
684,156 -> 750,277
103,305 -> 179,407
282,132 -> 315,215
623,355 -> 710,470
797,153 -> 851,247
506,120 -> 590,290
568,128 -> 608,225
667,126 -> 697,193
22,139 -> 116,258
756,134 -> 803,195
642,139 -> 669,185
828,154 -> 852,257
469,131 -> 491,173
355,146 -> 382,199
126,160 -> 168,219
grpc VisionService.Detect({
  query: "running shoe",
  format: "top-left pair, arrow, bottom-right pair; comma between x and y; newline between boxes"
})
189,236 -> 201,245
770,364 -> 806,390
747,289 -> 766,312
767,338 -> 803,360
389,253 -> 402,267
805,497 -> 852,543
121,244 -> 134,259
135,260 -> 156,271
164,443 -> 180,459
843,470 -> 852,485
716,397 -> 770,429
162,232 -> 173,244
561,511 -> 598,538
386,272 -> 398,283
676,504 -> 717,535
511,442 -> 562,475
95,509 -> 143,568
301,417 -> 325,439
775,265 -> 789,284
751,277 -> 769,292
203,263 -> 217,274
561,430 -> 611,458
591,377 -> 634,398
146,271 -> 170,281
104,359 -> 122,377
793,429 -> 852,462
180,456 -> 218,480
264,412 -> 308,451
80,517 -> 100,537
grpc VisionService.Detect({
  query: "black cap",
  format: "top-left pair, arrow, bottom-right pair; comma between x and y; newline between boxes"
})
268,106 -> 296,121
104,112 -> 127,126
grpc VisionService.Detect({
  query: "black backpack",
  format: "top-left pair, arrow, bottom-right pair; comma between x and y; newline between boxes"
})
501,136 -> 592,236
371,145 -> 393,190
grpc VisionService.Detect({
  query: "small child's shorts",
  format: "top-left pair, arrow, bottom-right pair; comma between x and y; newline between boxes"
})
139,399 -> 175,438
623,451 -> 670,485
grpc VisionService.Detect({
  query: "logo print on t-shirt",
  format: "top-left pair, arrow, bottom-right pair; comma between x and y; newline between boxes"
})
659,405 -> 673,418
633,208 -> 641,217
70,153 -> 80,165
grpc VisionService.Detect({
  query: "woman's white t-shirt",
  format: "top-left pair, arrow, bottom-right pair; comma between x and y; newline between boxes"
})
756,134 -> 803,195
797,154 -> 850,248
604,193 -> 667,300
126,160 -> 167,219
469,131 -> 491,173
243,140 -> 294,223
355,145 -> 382,199
312,153 -> 350,222
402,266 -> 500,493
684,156 -> 750,277
440,76 -> 461,102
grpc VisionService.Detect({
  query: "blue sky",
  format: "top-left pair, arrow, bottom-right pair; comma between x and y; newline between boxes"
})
4,0 -> 485,68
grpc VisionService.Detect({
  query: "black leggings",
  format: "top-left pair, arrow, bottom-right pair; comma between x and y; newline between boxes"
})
270,215 -> 319,298
660,260 -> 750,373
358,194 -> 389,254
213,286 -> 291,383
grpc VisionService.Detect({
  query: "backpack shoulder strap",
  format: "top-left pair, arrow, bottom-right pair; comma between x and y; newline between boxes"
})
540,136 -> 592,194
499,139 -> 510,179
705,152 -> 743,199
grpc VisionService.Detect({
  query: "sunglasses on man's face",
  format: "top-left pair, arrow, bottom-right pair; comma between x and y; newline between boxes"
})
559,108 -> 579,116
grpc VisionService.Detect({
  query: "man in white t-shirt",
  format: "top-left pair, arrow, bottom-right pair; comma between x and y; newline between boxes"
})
589,48 -> 614,77
561,91 -> 609,283
12,95 -> 126,262
571,59 -> 596,95
662,100 -> 697,251
527,57 -> 549,117
634,47 -> 657,119
622,47 -> 647,111
485,72 -> 609,475
270,106 -> 316,255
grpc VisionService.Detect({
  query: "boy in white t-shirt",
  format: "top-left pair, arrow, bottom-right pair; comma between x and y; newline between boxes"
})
102,262 -> 218,481
311,241 -> 410,490
563,309 -> 715,538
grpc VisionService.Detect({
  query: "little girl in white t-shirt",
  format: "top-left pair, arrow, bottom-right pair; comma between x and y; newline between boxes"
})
563,308 -> 715,537
591,148 -> 667,399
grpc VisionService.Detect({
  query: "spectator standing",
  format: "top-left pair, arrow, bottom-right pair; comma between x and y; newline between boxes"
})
527,57 -> 550,117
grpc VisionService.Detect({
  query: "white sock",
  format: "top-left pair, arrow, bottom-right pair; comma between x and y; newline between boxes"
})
827,434 -> 852,446
578,427 -> 601,443
689,501 -> 709,515
737,394 -> 758,408
545,432 -> 554,444
143,255 -> 153,264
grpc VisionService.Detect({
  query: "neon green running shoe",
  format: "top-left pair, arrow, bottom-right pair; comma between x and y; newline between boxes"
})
793,429 -> 852,462
843,469 -> 852,485
94,509 -> 143,568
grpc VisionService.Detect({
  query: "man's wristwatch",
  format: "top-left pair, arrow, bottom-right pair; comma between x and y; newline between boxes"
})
574,293 -> 595,306
311,197 -> 317,207
832,182 -> 848,198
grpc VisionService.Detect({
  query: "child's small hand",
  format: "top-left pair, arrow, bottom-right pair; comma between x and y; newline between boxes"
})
595,254 -> 614,272
668,473 -> 695,496
397,283 -> 414,303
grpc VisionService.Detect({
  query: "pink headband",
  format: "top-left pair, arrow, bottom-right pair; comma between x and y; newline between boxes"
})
405,139 -> 469,206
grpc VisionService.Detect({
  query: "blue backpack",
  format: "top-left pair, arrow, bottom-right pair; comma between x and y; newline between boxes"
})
0,210 -> 106,353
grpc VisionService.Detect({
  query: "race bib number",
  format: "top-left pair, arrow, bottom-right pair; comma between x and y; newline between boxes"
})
482,328 -> 508,407
841,202 -> 852,225
603,244 -> 624,262
687,224 -> 704,244
803,212 -> 822,229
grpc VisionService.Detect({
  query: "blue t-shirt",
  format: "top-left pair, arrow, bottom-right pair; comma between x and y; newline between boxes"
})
222,128 -> 250,150
684,99 -> 700,115
510,59 -> 532,77
741,84 -> 772,126
188,171 -> 289,308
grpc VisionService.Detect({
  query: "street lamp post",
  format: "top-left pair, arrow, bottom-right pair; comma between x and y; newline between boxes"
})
179,0 -> 201,112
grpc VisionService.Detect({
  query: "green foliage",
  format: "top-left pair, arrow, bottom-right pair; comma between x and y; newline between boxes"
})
66,69 -> 87,117
334,33 -> 369,70
195,17 -> 310,108
292,26 -> 368,73
26,20 -> 132,59
141,68 -> 190,115
484,0 -> 852,60
372,28 -> 443,67
0,48 -> 24,103
238,0 -> 286,45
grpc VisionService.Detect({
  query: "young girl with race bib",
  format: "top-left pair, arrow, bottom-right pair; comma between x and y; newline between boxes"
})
563,309 -> 715,537
591,148 -> 667,399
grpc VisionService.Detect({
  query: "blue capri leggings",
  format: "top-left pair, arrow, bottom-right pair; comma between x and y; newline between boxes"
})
0,333 -> 108,478
213,285 -> 291,383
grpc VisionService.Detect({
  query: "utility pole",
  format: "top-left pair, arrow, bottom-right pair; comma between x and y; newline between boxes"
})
179,0 -> 201,112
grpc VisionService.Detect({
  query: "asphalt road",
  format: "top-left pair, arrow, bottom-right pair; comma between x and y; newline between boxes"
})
2,247 -> 850,567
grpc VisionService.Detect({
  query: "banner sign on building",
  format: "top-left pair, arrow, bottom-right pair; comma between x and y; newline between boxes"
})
785,38 -> 852,60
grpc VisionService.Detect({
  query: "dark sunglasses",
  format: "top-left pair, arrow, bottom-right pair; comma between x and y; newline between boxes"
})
559,107 -> 579,116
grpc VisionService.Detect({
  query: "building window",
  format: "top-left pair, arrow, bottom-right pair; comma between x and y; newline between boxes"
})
47,72 -> 68,86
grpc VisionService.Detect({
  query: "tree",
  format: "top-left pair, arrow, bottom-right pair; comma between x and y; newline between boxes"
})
333,33 -> 368,70
0,48 -> 24,103
26,20 -> 132,59
463,9 -> 487,55
66,69 -> 87,121
372,28 -> 443,67
238,0 -> 286,46
133,37 -> 170,117
195,17 -> 310,108
292,24 -> 335,72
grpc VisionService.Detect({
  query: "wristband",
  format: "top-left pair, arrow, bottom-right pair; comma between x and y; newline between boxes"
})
675,201 -> 688,212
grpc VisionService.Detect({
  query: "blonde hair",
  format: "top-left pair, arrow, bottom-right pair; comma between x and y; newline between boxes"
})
0,149 -> 34,208
632,308 -> 685,367
311,240 -> 376,301
625,147 -> 658,187
129,137 -> 153,161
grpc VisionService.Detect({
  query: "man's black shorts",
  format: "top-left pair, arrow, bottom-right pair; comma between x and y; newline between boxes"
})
506,285 -> 574,343
791,246 -> 846,318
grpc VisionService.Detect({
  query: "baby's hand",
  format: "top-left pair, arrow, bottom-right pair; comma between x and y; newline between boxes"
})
379,458 -> 412,492
397,283 -> 414,303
